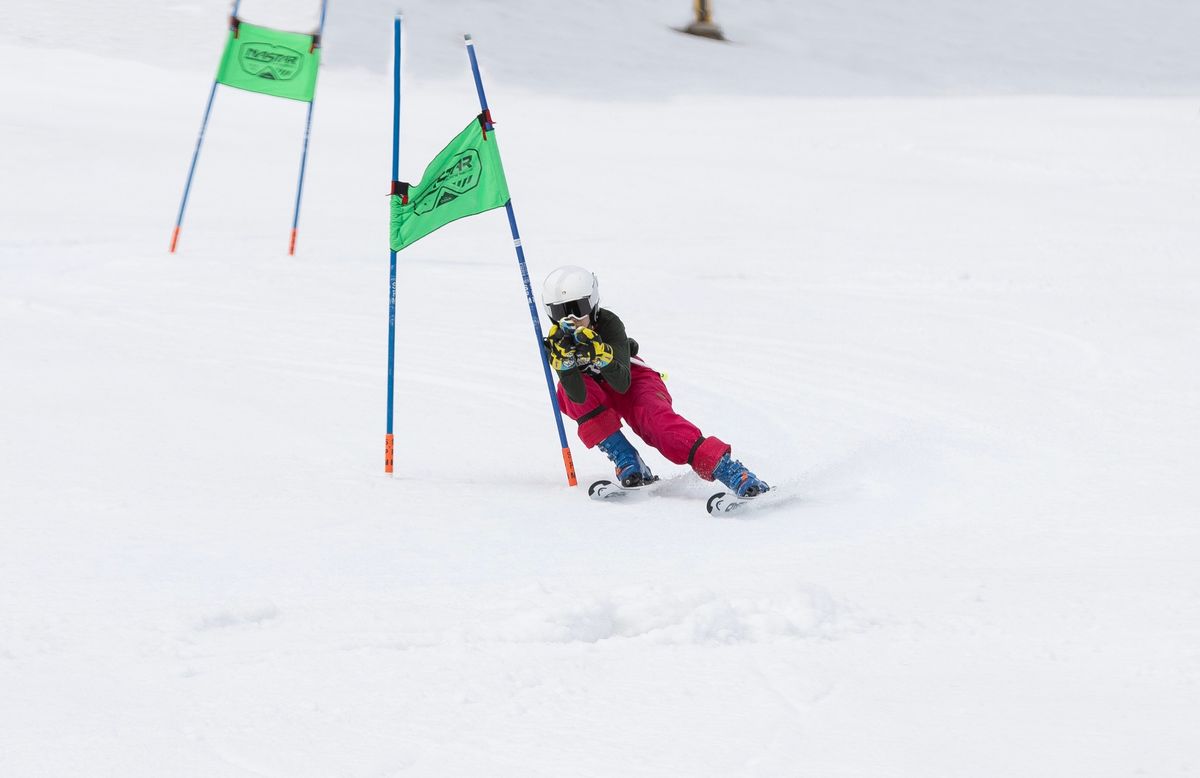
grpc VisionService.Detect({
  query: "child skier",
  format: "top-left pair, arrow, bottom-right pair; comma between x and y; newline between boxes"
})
540,265 -> 769,497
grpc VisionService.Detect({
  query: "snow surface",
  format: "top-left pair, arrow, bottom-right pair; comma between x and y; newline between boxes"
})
2,1 -> 1200,775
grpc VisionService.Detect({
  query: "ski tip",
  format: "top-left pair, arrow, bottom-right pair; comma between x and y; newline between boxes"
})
589,477 -> 663,502
588,479 -> 613,498
706,485 -> 782,516
707,490 -> 762,515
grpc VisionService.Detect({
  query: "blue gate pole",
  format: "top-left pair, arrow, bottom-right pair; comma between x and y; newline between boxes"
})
464,34 -> 578,487
288,0 -> 329,255
385,14 -> 402,473
170,1 -> 242,252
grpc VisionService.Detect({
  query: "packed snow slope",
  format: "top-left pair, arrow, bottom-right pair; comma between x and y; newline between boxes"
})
2,1 -> 1199,776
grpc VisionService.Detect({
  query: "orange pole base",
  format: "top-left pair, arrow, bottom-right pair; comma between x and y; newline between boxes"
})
169,226 -> 181,253
288,229 -> 298,255
385,433 -> 394,474
562,448 -> 578,487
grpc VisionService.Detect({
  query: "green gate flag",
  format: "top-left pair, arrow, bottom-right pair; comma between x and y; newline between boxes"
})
216,21 -> 321,102
390,119 -> 511,251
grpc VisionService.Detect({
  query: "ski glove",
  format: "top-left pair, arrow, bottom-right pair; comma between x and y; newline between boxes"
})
572,327 -> 614,369
543,324 -> 578,372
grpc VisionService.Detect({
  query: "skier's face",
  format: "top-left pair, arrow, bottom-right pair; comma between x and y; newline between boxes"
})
560,313 -> 590,331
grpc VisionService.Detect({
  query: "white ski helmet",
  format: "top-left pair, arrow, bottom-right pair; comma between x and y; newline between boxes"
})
541,265 -> 600,322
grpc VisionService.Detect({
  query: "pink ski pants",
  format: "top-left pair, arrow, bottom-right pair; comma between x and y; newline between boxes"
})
556,363 -> 730,480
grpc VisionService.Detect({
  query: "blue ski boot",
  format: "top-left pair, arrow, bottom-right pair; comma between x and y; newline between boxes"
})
712,453 -> 769,497
597,431 -> 655,488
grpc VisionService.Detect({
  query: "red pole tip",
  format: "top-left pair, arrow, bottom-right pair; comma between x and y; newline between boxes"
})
169,226 -> 181,253
385,433 -> 395,474
562,448 -> 578,486
289,229 -> 298,255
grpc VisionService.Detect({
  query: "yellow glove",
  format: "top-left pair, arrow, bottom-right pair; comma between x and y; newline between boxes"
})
542,324 -> 578,372
573,327 -> 613,369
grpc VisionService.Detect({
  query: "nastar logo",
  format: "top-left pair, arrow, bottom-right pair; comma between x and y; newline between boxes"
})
414,150 -> 482,215
238,41 -> 304,81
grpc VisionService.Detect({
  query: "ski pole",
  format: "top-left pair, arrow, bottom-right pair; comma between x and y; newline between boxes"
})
464,34 -> 577,487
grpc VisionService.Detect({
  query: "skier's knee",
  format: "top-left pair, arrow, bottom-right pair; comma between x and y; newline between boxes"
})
576,405 -> 622,448
688,435 -> 731,480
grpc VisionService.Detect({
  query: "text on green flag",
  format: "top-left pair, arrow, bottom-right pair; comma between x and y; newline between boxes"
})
390,119 -> 511,251
216,21 -> 321,102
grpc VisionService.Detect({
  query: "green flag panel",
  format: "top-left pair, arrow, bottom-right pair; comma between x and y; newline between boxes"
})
216,21 -> 320,102
390,119 -> 511,251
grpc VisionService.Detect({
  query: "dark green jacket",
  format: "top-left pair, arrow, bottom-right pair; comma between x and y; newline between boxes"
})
558,308 -> 634,404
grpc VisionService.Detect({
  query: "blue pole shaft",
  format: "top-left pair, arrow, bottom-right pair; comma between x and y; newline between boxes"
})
385,14 -> 402,473
170,1 -> 241,253
170,79 -> 218,253
464,34 -> 577,487
288,99 -> 316,255
287,0 -> 329,255
391,18 -> 401,183
505,201 -> 574,453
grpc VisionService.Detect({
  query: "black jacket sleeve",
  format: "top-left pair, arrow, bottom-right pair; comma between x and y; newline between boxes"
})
555,309 -> 632,404
559,366 -> 586,404
595,311 -> 631,394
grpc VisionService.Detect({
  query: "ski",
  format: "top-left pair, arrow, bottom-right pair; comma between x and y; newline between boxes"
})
589,478 -> 782,515
706,487 -> 779,516
588,477 -> 660,502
